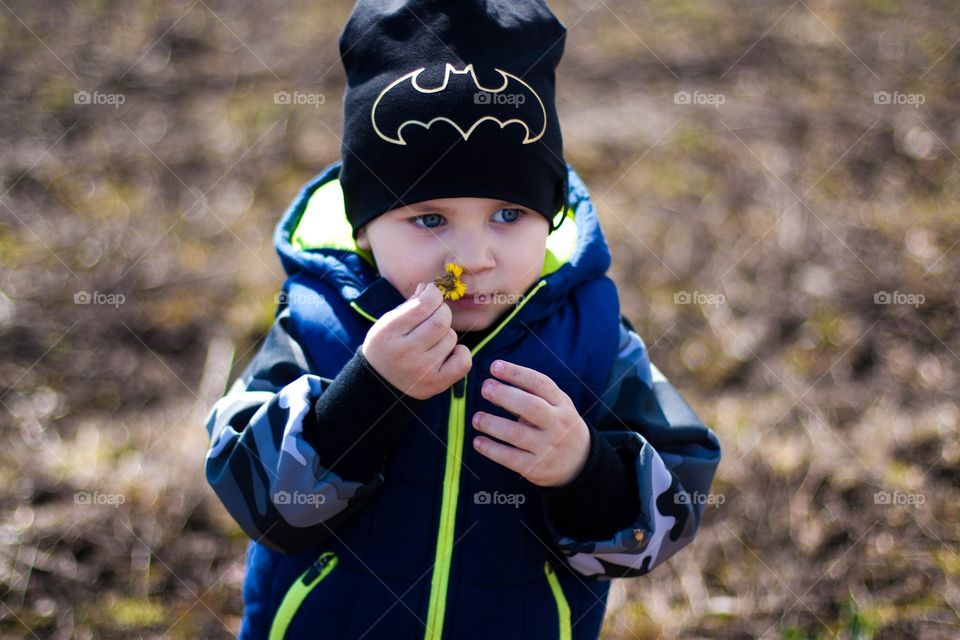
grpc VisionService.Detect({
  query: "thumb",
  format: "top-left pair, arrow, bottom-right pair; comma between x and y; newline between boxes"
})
411,282 -> 427,299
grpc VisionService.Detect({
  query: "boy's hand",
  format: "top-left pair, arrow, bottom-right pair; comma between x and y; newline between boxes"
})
471,360 -> 591,488
362,282 -> 472,400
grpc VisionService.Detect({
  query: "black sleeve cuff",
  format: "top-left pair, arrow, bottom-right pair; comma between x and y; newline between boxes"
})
539,422 -> 640,541
301,346 -> 426,483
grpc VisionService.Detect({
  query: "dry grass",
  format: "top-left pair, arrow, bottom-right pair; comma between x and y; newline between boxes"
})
1,0 -> 958,638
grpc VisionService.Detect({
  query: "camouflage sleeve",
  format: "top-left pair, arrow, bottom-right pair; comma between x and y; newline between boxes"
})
541,318 -> 722,579
203,307 -> 382,554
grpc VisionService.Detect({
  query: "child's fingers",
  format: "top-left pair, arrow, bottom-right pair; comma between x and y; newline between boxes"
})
405,297 -> 453,344
412,282 -> 426,298
438,343 -> 472,381
488,360 -> 564,406
424,327 -> 458,364
472,434 -> 536,474
480,378 -> 551,428
472,411 -> 538,454
392,283 -> 443,334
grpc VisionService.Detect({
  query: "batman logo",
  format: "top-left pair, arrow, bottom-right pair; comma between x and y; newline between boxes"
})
371,63 -> 547,146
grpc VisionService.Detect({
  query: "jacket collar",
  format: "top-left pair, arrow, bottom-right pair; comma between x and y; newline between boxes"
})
352,274 -> 408,320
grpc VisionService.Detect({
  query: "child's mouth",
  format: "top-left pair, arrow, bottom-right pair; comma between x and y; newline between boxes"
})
448,293 -> 485,308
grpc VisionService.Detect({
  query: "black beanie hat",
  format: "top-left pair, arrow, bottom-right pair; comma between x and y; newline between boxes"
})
338,0 -> 568,239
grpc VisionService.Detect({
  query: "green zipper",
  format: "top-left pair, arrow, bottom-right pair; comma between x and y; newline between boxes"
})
349,279 -> 548,639
269,551 -> 339,640
422,280 -> 548,640
544,561 -> 572,640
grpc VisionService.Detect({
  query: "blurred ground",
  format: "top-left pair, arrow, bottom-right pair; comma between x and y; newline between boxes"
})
1,0 -> 959,638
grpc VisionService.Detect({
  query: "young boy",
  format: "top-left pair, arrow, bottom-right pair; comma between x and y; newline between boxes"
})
203,1 -> 722,638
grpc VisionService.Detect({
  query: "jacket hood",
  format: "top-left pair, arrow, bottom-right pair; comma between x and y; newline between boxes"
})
273,160 -> 612,325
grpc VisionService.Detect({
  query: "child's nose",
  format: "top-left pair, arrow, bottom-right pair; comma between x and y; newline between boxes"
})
449,245 -> 495,274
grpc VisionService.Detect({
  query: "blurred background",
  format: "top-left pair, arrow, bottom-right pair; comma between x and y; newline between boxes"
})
1,0 -> 958,638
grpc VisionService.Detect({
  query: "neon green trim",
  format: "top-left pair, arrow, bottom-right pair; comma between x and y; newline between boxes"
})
349,301 -> 378,323
541,207 -> 577,276
422,281 -> 547,640
289,178 -> 579,277
269,552 -> 338,640
470,280 -> 547,354
290,179 -> 376,267
544,562 -> 572,640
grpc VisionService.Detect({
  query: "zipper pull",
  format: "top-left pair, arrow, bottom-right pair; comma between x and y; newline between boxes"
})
302,552 -> 334,585
452,377 -> 465,398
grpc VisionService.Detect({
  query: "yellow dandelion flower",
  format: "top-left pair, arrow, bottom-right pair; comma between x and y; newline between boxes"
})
433,262 -> 468,300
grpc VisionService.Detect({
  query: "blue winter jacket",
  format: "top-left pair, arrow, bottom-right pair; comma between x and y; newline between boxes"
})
203,160 -> 722,640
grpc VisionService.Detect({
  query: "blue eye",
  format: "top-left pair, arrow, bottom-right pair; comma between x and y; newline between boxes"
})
493,208 -> 524,223
411,209 -> 523,228
413,213 -> 445,229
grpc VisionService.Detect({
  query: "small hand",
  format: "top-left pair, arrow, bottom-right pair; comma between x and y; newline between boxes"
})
361,282 -> 471,400
472,360 -> 590,488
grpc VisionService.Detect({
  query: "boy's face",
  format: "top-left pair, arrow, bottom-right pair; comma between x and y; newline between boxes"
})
356,197 -> 550,333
